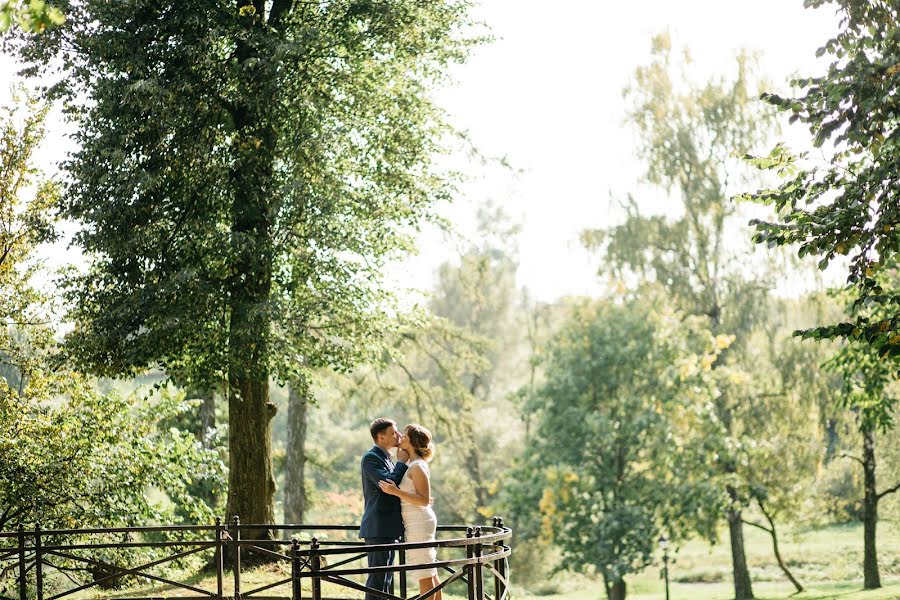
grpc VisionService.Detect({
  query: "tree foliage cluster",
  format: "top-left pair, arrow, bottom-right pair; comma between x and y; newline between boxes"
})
508,293 -> 728,600
4,0 -> 483,531
740,0 -> 900,591
0,96 -> 224,592
743,1 -> 900,352
0,0 -> 62,33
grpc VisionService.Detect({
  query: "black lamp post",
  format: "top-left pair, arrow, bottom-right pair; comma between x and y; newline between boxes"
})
658,534 -> 670,600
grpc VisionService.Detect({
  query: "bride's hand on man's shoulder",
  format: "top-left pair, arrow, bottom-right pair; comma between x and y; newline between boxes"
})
378,479 -> 399,495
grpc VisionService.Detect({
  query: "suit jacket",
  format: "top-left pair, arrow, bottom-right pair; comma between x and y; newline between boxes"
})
359,445 -> 409,539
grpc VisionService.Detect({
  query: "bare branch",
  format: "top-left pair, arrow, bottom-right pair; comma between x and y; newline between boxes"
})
877,481 -> 900,500
741,518 -> 773,535
840,451 -> 865,466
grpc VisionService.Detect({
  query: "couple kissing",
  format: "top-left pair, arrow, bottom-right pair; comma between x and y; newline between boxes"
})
359,418 -> 440,600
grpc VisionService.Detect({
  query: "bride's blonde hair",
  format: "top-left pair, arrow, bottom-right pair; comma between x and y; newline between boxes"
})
405,424 -> 435,462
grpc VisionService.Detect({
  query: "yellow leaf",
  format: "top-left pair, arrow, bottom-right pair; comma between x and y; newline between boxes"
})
715,334 -> 735,350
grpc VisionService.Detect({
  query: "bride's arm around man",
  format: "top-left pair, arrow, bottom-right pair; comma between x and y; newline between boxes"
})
379,424 -> 441,600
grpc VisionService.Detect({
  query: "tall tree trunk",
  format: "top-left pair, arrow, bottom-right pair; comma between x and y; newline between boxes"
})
610,580 -> 626,600
727,486 -> 754,600
718,389 -> 754,600
284,377 -> 309,524
199,389 -> 216,447
862,428 -> 880,589
463,377 -> 488,514
462,424 -> 487,513
223,55 -> 278,543
461,423 -> 487,515
179,382 -> 216,444
824,417 -> 839,463
190,386 -> 220,512
224,202 -> 277,542
601,573 -> 626,600
226,376 -> 276,536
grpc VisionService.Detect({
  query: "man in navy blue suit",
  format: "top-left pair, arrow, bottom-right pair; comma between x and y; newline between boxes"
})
360,418 -> 409,600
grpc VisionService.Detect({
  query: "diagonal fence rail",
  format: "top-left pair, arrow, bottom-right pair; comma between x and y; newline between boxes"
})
0,517 -> 511,600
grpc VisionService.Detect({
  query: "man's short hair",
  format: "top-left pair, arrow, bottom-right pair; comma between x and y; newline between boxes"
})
370,417 -> 396,441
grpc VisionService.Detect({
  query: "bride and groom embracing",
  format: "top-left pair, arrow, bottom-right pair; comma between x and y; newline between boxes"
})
359,417 -> 441,600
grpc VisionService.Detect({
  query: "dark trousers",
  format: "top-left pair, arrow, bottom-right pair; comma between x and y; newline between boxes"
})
365,537 -> 396,600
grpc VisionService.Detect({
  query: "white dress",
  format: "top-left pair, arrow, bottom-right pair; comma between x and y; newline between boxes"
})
399,458 -> 438,581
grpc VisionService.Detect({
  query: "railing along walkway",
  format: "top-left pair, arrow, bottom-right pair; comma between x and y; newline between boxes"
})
0,517 -> 511,600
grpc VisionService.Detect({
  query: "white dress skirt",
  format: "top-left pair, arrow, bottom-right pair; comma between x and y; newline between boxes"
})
399,458 -> 438,581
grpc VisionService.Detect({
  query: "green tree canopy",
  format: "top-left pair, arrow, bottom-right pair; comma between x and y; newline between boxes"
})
0,95 -> 222,592
6,0 -> 480,527
583,33 -> 779,600
0,0 -> 63,33
739,4 -> 900,587
508,291 -> 725,600
741,0 -> 900,352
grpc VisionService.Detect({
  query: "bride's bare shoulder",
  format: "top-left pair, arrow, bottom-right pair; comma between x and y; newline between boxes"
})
408,460 -> 430,475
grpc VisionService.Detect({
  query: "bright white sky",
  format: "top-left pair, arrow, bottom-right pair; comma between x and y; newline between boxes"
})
399,0 -> 841,302
1,0 -> 841,303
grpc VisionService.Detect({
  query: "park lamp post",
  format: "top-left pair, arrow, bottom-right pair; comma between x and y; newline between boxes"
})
658,534 -> 670,600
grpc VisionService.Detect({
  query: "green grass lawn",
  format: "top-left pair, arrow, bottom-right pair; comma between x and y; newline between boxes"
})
54,522 -> 899,600
516,522 -> 900,599
542,580 -> 900,600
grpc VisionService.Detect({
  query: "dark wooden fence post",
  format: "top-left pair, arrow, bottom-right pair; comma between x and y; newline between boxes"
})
291,539 -> 301,600
473,527 -> 483,600
399,543 -> 406,600
17,524 -> 26,600
232,516 -> 241,600
388,540 -> 395,598
310,538 -> 321,600
214,517 -> 224,600
492,517 -> 506,600
465,528 -> 474,600
34,523 -> 42,600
